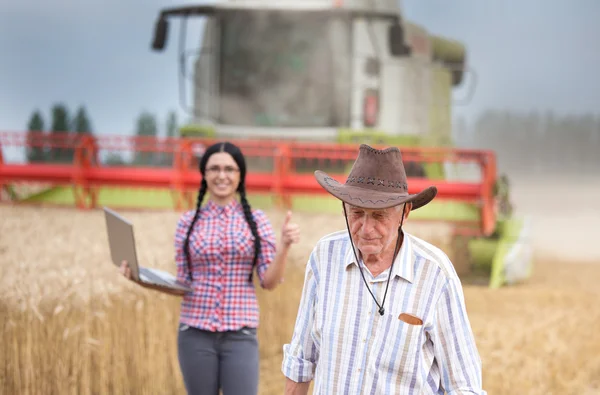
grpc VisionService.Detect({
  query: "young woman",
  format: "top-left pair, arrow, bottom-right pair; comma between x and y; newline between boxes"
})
119,141 -> 300,395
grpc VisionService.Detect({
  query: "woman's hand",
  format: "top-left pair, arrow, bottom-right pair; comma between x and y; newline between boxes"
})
281,211 -> 300,248
119,260 -> 138,282
261,211 -> 300,290
118,260 -> 186,296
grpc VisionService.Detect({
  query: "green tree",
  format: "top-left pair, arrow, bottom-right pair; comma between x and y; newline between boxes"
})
133,111 -> 158,165
49,103 -> 71,162
26,110 -> 46,163
72,106 -> 93,136
71,105 -> 97,164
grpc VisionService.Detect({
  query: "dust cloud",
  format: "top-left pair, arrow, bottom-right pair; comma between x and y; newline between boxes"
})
455,110 -> 600,263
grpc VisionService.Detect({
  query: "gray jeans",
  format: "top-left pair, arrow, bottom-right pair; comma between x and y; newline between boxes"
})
177,323 -> 259,395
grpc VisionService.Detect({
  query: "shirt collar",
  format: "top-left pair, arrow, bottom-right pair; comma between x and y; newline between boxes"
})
203,199 -> 241,217
344,231 -> 415,283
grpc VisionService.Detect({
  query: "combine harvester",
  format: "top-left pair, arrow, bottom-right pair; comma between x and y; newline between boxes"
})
146,0 -> 533,287
0,0 -> 532,288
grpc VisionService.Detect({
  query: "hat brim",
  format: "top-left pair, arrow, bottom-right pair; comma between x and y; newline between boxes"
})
314,170 -> 437,210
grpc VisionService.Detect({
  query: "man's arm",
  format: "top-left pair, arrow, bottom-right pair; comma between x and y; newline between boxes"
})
284,377 -> 311,395
432,277 -> 487,395
281,249 -> 320,389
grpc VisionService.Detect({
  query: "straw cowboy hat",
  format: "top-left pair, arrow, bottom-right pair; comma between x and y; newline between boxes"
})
314,144 -> 437,210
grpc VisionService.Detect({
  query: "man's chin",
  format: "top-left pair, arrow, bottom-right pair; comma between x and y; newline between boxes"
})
357,245 -> 383,256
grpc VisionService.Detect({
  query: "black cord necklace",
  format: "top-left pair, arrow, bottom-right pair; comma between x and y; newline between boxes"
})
343,203 -> 405,316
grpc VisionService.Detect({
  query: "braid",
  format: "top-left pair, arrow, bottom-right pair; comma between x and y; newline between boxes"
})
183,180 -> 207,282
238,184 -> 261,282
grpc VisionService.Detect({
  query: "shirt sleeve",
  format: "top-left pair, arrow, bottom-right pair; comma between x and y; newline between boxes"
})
251,209 -> 276,286
174,211 -> 194,285
431,277 -> 487,395
281,249 -> 320,383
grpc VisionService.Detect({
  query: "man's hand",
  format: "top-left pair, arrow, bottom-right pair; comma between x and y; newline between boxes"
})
284,378 -> 310,395
281,211 -> 300,247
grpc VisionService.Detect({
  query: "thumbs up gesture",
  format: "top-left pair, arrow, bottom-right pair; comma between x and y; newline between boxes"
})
281,210 -> 300,248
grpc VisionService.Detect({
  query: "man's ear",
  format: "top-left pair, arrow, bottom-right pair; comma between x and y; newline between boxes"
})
403,202 -> 412,220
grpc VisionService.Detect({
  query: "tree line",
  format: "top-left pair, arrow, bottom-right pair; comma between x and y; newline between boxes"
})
454,110 -> 600,177
25,106 -> 179,167
26,104 -> 93,163
26,105 -> 599,176
128,110 -> 179,167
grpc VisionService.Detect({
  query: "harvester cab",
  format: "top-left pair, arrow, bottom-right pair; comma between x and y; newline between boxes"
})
150,1 -> 471,144
149,1 -> 533,288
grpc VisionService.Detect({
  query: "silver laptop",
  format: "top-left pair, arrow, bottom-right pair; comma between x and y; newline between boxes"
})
103,207 -> 193,293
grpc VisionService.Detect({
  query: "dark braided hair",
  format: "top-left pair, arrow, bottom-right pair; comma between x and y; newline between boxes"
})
182,142 -> 261,282
183,179 -> 207,281
237,182 -> 262,282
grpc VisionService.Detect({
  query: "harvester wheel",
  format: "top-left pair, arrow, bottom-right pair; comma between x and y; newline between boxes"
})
449,234 -> 473,277
450,233 -> 496,286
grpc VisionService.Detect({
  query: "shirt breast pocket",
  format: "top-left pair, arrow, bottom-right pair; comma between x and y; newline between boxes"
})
373,313 -> 425,375
233,230 -> 256,261
188,232 -> 213,262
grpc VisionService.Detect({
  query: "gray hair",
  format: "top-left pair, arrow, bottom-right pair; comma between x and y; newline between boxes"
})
343,203 -> 405,213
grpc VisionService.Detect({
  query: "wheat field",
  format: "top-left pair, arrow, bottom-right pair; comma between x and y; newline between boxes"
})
2,181 -> 600,394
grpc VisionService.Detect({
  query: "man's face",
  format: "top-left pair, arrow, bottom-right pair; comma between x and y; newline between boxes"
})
345,203 -> 411,257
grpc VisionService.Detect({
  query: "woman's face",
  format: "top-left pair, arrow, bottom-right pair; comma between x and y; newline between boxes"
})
203,152 -> 241,204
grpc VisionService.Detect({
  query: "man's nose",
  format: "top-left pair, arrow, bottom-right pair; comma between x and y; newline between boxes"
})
360,216 -> 375,234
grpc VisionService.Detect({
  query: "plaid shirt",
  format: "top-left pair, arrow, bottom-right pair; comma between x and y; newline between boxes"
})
174,199 -> 276,332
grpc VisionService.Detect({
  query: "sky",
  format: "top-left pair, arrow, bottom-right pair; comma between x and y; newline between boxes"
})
1,0 -> 599,140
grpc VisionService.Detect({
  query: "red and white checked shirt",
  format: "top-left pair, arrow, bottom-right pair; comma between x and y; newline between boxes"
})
174,199 -> 276,332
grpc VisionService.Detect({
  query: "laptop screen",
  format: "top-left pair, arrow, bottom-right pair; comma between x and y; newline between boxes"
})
103,207 -> 140,281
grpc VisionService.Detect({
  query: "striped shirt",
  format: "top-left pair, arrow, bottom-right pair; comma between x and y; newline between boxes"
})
174,199 -> 276,332
282,229 -> 486,394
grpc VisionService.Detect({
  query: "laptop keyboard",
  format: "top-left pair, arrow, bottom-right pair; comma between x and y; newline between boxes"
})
139,267 -> 168,286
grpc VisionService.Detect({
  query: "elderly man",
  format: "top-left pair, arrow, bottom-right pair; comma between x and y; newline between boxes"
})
282,144 -> 486,394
